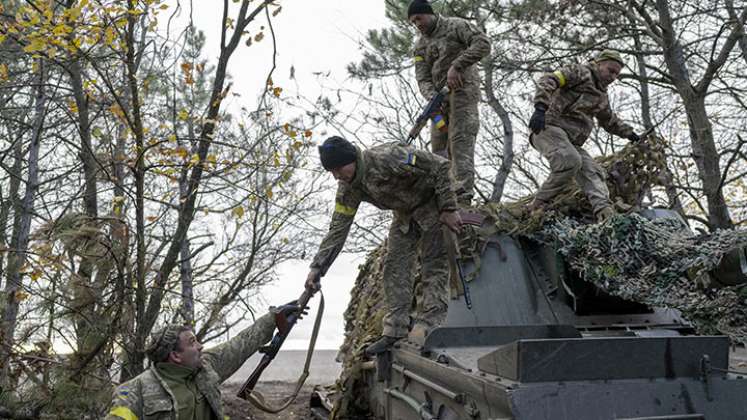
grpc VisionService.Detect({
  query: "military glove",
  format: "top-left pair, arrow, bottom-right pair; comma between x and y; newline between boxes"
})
627,132 -> 641,143
271,300 -> 309,334
274,300 -> 308,319
305,268 -> 321,291
528,104 -> 547,134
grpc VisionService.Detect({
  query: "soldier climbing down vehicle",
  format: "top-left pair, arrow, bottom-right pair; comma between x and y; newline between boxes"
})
305,136 -> 462,356
528,49 -> 642,222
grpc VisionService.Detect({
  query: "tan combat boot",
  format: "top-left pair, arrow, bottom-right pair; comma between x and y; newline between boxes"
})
527,198 -> 548,216
596,206 -> 616,223
408,322 -> 430,347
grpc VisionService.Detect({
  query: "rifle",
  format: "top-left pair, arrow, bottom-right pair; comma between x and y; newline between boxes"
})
443,210 -> 485,310
236,275 -> 322,412
406,87 -> 449,145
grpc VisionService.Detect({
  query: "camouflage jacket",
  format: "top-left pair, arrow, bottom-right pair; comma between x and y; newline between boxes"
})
105,313 -> 276,420
534,62 -> 635,146
310,143 -> 458,275
413,15 -> 491,99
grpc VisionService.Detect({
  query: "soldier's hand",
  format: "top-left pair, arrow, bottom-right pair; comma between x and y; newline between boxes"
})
305,269 -> 321,292
447,66 -> 464,90
627,132 -> 641,143
528,104 -> 547,134
275,300 -> 309,319
440,210 -> 463,234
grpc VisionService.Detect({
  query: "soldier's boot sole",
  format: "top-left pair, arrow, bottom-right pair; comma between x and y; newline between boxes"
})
365,335 -> 400,357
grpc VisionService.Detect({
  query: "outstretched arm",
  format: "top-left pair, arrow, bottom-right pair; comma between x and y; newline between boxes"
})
309,183 -> 362,277
202,312 -> 276,383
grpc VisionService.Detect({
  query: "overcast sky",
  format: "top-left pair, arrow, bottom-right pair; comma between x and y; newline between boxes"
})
175,0 -> 392,349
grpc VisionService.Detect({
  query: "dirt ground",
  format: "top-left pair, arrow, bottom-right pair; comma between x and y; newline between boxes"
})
222,381 -> 316,420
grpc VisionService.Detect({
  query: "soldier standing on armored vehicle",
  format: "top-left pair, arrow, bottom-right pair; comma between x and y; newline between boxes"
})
305,136 -> 462,355
528,49 -> 642,222
409,0 -> 491,206
105,303 -> 302,420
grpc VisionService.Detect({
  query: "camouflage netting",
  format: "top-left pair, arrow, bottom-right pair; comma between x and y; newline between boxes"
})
480,135 -> 672,235
538,213 -> 747,342
326,137 -> 747,416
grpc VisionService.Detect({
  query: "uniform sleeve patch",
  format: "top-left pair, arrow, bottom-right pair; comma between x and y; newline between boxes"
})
553,70 -> 566,88
414,55 -> 424,62
404,152 -> 418,166
109,406 -> 139,420
334,202 -> 357,216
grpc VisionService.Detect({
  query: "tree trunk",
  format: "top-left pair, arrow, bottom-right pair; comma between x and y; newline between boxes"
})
655,0 -> 735,230
0,128 -> 23,291
0,59 -> 46,385
120,0 -> 149,382
474,7 -> 514,203
631,33 -> 684,216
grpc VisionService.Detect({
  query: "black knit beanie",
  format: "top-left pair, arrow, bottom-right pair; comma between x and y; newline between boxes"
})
319,136 -> 357,171
408,0 -> 434,18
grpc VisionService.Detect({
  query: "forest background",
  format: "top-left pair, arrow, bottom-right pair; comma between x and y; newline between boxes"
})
0,0 -> 746,417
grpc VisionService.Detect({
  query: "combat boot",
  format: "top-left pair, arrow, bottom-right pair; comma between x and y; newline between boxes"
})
365,336 -> 400,357
527,198 -> 547,216
596,206 -> 615,223
407,323 -> 430,347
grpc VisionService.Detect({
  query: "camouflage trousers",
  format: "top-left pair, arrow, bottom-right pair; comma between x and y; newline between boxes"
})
531,125 -> 612,214
382,218 -> 449,338
431,87 -> 480,205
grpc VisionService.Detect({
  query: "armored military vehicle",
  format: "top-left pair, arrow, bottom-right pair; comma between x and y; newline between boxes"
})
311,208 -> 747,419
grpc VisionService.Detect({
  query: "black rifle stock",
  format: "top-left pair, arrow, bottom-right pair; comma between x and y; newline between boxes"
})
406,87 -> 449,144
236,278 -> 319,400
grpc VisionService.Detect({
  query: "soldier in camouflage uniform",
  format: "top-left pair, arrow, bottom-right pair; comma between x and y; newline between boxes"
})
305,136 -> 462,354
408,0 -> 491,206
528,49 -> 641,222
105,303 -> 301,420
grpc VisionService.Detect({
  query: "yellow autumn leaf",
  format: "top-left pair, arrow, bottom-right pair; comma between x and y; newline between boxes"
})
0,64 -> 8,81
189,153 -> 200,165
207,154 -> 217,165
178,109 -> 189,121
105,26 -> 116,46
254,32 -> 264,42
30,270 -> 42,281
23,37 -> 47,53
15,290 -> 30,302
266,188 -> 274,199
233,206 -> 245,219
272,87 -> 282,97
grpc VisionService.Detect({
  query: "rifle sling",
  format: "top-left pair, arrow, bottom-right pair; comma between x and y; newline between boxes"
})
245,291 -> 325,414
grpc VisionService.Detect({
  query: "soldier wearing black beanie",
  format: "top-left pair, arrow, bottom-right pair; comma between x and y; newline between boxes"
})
318,136 -> 357,171
408,0 -> 434,18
